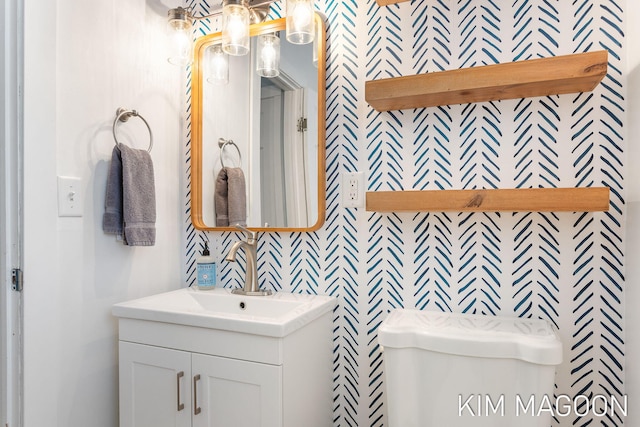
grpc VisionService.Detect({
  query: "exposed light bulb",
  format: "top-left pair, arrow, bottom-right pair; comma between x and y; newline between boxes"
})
292,3 -> 312,28
167,8 -> 193,66
262,45 -> 276,66
222,2 -> 250,56
227,15 -> 245,42
207,45 -> 229,85
286,0 -> 315,45
257,33 -> 280,78
168,31 -> 192,66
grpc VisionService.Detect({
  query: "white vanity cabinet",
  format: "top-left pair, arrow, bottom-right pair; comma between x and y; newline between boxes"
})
191,352 -> 282,427
114,296 -> 334,427
119,342 -> 282,427
119,342 -> 192,427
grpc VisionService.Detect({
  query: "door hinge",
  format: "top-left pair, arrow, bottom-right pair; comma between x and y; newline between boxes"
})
297,117 -> 307,133
11,268 -> 23,292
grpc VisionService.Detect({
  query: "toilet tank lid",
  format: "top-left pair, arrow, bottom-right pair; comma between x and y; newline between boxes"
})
378,309 -> 562,365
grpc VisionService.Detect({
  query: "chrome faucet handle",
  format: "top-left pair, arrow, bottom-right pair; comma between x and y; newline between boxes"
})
233,224 -> 258,242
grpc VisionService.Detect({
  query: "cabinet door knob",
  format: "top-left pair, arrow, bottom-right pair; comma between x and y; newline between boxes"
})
193,374 -> 202,415
176,371 -> 185,411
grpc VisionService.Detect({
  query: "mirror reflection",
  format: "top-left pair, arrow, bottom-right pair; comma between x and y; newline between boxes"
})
191,16 -> 326,231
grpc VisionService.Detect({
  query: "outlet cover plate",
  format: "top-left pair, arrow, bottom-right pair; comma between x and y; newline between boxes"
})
342,171 -> 365,208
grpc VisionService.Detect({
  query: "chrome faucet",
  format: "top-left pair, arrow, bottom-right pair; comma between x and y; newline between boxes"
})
225,224 -> 272,296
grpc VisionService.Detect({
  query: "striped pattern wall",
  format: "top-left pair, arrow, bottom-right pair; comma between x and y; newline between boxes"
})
183,1 -> 626,426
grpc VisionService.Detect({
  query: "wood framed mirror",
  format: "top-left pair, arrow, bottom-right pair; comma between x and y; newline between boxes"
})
190,15 -> 326,232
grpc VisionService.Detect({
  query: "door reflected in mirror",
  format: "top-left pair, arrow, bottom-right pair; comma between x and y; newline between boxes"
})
191,16 -> 326,232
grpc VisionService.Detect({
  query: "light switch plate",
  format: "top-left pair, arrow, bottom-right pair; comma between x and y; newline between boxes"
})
57,176 -> 83,217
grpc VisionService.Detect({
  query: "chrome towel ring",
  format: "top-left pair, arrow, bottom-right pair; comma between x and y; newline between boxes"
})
112,107 -> 153,153
218,138 -> 242,169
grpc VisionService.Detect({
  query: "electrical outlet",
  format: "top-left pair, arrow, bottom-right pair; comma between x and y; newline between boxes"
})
342,171 -> 365,208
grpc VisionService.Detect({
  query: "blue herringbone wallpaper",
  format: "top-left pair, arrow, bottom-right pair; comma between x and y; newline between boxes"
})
183,1 -> 626,426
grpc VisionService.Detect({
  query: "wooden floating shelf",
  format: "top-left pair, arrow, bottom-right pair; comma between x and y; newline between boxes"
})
376,0 -> 410,5
365,50 -> 608,111
366,187 -> 610,213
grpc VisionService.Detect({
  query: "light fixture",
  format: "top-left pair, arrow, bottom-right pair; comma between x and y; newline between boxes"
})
286,0 -> 314,45
167,1 -> 315,65
167,7 -> 193,66
257,32 -> 281,78
222,0 -> 251,56
206,44 -> 230,84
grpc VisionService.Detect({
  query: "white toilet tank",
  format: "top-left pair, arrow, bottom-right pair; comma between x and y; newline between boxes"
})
378,310 -> 562,427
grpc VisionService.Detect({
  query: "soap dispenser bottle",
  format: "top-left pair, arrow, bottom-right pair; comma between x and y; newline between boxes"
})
196,242 -> 216,290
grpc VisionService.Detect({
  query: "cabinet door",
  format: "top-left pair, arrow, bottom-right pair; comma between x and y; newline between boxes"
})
192,354 -> 282,427
119,341 -> 192,427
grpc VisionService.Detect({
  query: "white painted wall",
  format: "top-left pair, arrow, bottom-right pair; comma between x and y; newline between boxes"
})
626,2 -> 640,425
22,0 -> 185,425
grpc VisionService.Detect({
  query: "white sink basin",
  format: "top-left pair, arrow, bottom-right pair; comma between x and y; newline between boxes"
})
112,288 -> 337,337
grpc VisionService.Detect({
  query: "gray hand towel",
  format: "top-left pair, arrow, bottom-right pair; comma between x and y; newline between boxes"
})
214,167 -> 246,227
227,167 -> 247,226
119,143 -> 156,246
214,168 -> 229,227
103,146 -> 124,237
